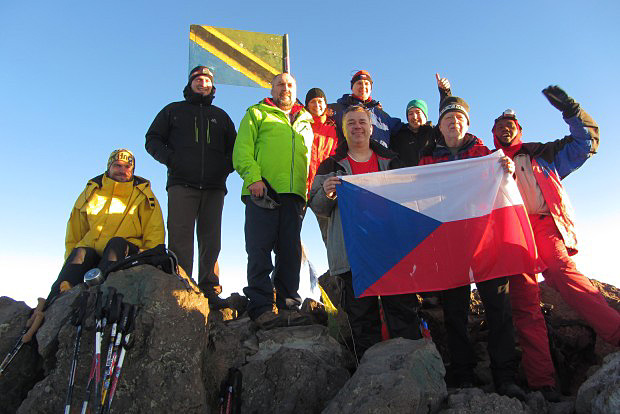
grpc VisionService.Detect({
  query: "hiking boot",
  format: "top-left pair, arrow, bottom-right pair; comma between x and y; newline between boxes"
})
206,294 -> 229,310
280,309 -> 313,327
226,293 -> 248,315
253,311 -> 284,330
496,381 -> 526,401
534,386 -> 562,402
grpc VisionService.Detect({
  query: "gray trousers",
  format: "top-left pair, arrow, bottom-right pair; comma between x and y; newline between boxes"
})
167,185 -> 225,296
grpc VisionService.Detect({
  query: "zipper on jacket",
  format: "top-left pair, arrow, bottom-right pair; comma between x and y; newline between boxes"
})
290,126 -> 295,193
194,117 -> 199,143
200,104 -> 205,185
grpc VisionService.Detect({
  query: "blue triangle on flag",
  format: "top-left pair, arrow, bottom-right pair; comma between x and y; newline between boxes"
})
189,41 -> 263,88
337,180 -> 442,296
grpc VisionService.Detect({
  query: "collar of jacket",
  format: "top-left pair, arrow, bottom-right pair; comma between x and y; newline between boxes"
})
183,84 -> 215,105
311,114 -> 336,127
337,93 -> 380,109
431,132 -> 483,156
260,98 -> 310,124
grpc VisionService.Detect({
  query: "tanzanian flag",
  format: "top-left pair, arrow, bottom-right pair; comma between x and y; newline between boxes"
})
189,25 -> 287,89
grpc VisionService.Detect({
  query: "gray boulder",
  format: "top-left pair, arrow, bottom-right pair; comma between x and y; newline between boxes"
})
438,388 -> 529,414
575,351 -> 620,414
322,338 -> 447,414
238,324 -> 353,414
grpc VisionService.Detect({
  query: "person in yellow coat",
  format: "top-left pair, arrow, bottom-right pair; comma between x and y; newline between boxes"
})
47,149 -> 165,301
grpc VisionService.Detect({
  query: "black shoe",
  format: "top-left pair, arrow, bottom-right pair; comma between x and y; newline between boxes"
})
280,309 -> 313,327
253,311 -> 284,330
496,382 -> 526,401
206,294 -> 229,310
534,386 -> 562,402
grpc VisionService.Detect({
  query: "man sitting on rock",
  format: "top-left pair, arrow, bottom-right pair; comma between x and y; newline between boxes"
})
46,149 -> 165,303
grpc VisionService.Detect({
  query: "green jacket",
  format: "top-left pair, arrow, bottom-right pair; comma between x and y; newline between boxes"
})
233,99 -> 313,200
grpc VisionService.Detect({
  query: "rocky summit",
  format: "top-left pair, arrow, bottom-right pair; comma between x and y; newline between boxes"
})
1,265 -> 618,414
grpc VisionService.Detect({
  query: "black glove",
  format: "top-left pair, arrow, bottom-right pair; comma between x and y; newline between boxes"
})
542,85 -> 580,118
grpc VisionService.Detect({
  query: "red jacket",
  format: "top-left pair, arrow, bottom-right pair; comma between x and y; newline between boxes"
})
307,115 -> 338,196
419,133 -> 491,165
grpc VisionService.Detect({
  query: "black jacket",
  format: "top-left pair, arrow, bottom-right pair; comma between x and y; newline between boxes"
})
389,122 -> 436,167
145,85 -> 236,191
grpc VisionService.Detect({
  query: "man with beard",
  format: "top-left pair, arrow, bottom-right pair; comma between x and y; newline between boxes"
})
233,73 -> 314,329
47,149 -> 165,303
146,66 -> 237,309
492,87 -> 620,353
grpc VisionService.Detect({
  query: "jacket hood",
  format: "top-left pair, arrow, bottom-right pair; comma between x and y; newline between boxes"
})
336,93 -> 380,109
183,84 -> 215,105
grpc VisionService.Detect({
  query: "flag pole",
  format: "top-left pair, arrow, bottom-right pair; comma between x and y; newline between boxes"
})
283,33 -> 290,73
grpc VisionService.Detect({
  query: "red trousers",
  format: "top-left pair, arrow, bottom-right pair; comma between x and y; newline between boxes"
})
533,214 -> 620,345
510,272 -> 555,387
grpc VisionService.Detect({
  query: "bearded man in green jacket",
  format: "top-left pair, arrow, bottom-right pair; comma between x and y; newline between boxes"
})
233,73 -> 314,329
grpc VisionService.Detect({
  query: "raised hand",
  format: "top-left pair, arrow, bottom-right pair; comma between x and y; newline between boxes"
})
542,85 -> 579,118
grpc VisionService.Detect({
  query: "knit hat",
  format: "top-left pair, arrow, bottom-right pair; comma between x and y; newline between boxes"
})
438,96 -> 470,125
350,70 -> 373,89
189,66 -> 214,84
305,87 -> 327,107
405,99 -> 429,121
107,149 -> 135,171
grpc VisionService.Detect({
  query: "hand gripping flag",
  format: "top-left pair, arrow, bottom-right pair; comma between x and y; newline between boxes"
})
189,25 -> 288,88
336,151 -> 543,297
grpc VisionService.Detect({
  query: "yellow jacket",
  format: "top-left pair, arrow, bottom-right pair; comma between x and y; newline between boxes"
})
65,174 -> 165,259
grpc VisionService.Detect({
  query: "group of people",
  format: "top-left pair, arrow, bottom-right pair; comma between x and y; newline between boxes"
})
46,65 -> 619,402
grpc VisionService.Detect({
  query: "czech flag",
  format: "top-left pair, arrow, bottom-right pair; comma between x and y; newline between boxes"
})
336,151 -> 543,297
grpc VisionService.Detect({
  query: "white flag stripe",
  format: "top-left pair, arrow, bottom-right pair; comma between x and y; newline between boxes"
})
341,151 -> 525,222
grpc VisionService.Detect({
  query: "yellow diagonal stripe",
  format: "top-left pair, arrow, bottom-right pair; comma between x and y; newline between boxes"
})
205,26 -> 281,76
190,32 -> 271,89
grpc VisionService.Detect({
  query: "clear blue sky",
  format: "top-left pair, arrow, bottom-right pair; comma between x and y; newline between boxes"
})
2,1 -> 619,306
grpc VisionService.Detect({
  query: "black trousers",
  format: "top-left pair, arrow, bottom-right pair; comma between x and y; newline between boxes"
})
440,277 -> 518,386
243,194 -> 305,319
341,271 -> 421,359
167,185 -> 225,297
47,237 -> 138,302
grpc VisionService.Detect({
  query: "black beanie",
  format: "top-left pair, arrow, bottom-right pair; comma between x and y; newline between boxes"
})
305,87 -> 327,107
438,96 -> 470,125
189,66 -> 214,84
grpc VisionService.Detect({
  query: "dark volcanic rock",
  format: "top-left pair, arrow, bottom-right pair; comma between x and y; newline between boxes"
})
0,298 -> 44,414
17,265 -> 211,414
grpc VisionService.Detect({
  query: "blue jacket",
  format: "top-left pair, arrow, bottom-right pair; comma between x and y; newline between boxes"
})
329,94 -> 402,148
501,109 -> 599,254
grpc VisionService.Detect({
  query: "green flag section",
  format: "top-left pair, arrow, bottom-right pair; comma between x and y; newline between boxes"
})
189,25 -> 285,89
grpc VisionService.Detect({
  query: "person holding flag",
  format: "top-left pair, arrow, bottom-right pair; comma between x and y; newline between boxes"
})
419,97 -> 526,400
309,105 -> 422,360
492,87 -> 620,353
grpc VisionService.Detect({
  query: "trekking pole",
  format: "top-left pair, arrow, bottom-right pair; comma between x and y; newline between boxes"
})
80,286 -> 103,414
97,291 -> 122,413
99,302 -> 130,413
105,304 -> 137,413
0,297 -> 45,376
64,290 -> 90,414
